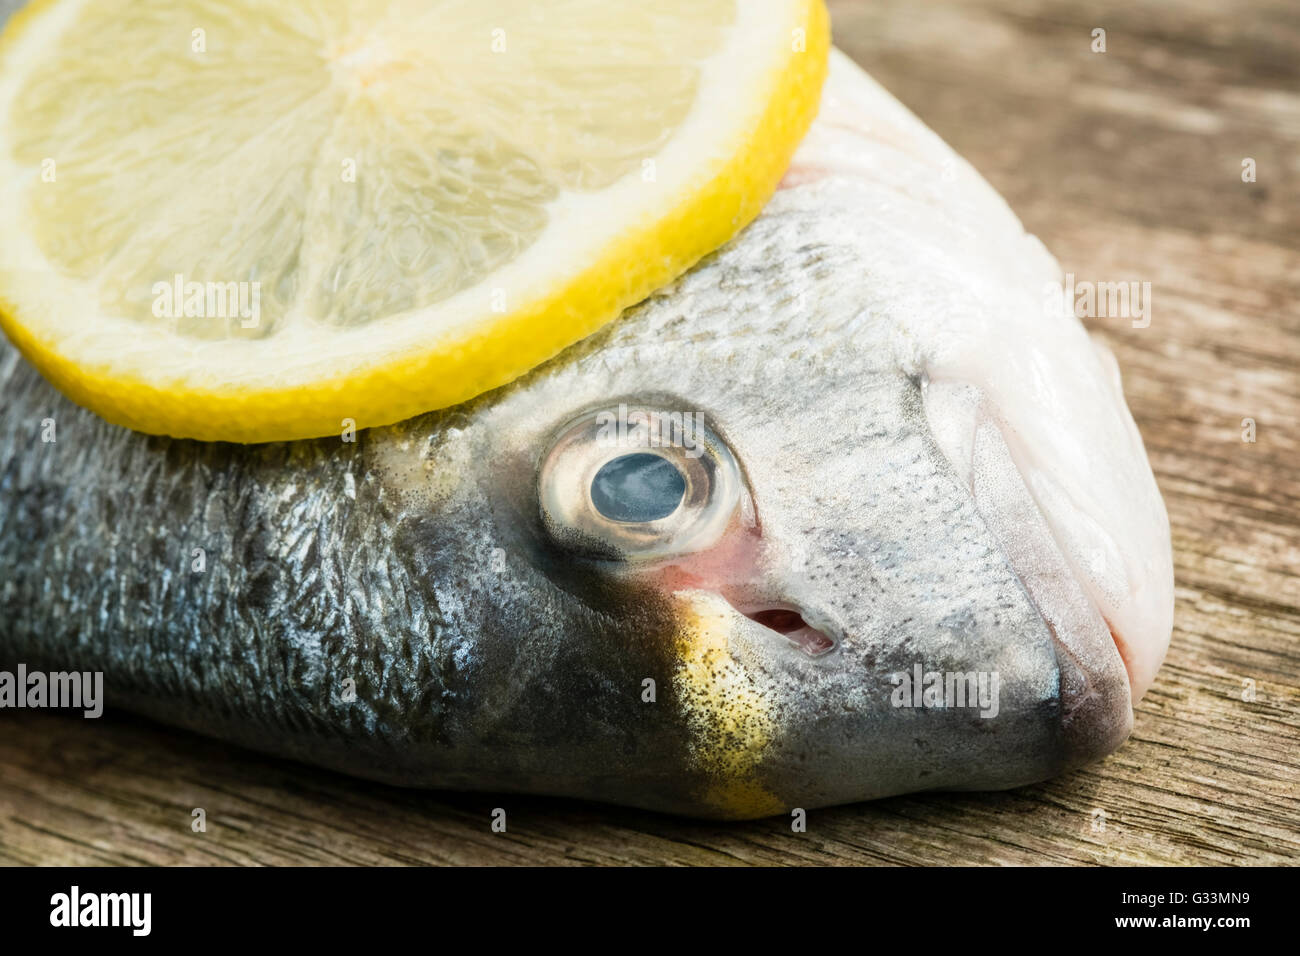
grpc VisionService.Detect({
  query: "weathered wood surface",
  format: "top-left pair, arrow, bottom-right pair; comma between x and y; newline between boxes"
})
1,0 -> 1297,865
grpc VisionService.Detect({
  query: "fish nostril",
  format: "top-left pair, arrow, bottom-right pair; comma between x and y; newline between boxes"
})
742,606 -> 837,658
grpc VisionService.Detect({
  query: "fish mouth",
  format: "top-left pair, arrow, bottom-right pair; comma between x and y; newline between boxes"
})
924,378 -> 1135,768
975,424 -> 1134,770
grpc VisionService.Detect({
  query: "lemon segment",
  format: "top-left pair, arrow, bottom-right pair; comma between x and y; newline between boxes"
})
0,0 -> 829,441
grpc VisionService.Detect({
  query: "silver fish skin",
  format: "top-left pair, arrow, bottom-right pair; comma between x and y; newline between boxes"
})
0,50 -> 1173,818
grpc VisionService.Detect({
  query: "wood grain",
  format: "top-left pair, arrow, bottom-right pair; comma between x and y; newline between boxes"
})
1,0 -> 1297,866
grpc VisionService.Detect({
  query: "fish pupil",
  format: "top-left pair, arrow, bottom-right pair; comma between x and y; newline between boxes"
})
590,453 -> 686,523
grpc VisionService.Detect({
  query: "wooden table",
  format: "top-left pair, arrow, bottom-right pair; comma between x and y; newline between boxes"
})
1,0 -> 1297,865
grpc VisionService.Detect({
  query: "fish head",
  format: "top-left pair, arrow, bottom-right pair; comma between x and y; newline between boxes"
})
365,52 -> 1173,818
368,206 -> 1171,817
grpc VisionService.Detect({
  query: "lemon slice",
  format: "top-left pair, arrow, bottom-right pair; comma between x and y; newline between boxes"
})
0,0 -> 828,441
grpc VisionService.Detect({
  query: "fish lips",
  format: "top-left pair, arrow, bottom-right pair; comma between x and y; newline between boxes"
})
924,378 -> 1141,769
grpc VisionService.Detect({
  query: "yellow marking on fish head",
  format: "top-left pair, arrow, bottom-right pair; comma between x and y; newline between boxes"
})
672,590 -> 784,819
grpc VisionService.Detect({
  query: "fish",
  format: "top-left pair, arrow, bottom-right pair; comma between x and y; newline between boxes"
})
0,48 -> 1174,819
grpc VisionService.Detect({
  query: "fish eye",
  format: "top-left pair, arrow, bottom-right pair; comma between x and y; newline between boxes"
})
538,404 -> 741,561
590,453 -> 686,523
